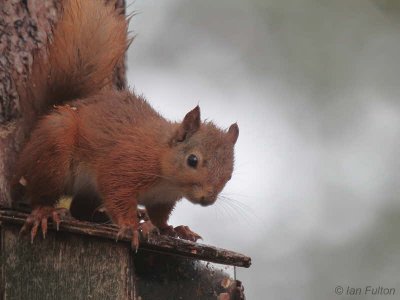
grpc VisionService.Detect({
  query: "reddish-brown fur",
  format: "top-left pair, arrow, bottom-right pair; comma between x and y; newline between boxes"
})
15,0 -> 239,249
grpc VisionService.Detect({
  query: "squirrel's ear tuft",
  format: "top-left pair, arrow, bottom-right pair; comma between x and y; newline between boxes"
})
227,123 -> 239,144
173,106 -> 201,143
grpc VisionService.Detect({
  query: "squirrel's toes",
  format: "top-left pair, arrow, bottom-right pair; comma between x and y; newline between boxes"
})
20,206 -> 69,242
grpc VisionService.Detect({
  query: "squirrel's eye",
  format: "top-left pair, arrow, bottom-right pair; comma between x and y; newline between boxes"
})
187,154 -> 198,168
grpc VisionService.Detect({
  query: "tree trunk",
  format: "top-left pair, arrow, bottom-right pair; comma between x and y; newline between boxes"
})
0,0 -> 126,208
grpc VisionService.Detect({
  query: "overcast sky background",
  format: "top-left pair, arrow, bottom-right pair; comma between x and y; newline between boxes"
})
126,0 -> 400,299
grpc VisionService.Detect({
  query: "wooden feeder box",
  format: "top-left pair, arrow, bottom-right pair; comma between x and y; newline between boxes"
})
0,209 -> 251,299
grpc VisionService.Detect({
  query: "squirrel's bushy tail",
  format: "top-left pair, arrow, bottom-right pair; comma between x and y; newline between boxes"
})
20,0 -> 129,132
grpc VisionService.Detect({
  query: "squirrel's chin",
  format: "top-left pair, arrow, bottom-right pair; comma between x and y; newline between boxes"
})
186,196 -> 215,207
185,196 -> 203,206
185,197 -> 200,205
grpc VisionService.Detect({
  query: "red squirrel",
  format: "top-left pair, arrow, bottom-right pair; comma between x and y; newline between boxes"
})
14,0 -> 239,250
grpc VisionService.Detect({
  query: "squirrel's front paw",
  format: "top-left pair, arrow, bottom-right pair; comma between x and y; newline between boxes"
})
159,225 -> 178,238
116,224 -> 140,252
159,225 -> 202,242
174,225 -> 202,242
20,206 -> 69,243
139,220 -> 159,240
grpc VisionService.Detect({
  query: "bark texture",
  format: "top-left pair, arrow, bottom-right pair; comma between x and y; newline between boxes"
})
0,0 -> 126,207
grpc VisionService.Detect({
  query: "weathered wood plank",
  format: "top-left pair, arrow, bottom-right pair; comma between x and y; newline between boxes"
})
0,209 -> 251,268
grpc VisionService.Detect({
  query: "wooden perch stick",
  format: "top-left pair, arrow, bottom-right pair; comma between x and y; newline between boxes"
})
0,209 -> 251,268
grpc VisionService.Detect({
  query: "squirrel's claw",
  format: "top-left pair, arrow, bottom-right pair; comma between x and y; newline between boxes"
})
116,224 -> 140,252
20,207 -> 68,243
116,226 -> 129,242
131,230 -> 139,253
30,220 -> 40,243
52,211 -> 62,231
41,217 -> 48,239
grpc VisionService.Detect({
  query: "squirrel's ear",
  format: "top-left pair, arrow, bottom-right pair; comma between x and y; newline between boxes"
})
227,123 -> 239,144
173,106 -> 201,143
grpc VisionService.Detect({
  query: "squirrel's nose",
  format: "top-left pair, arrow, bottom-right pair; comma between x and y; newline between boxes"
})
200,198 -> 211,206
199,193 -> 217,206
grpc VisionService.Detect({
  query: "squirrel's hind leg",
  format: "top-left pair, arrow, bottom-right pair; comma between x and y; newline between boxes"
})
16,109 -> 77,242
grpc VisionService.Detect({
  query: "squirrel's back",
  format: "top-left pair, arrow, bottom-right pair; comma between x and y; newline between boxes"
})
19,0 -> 130,134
